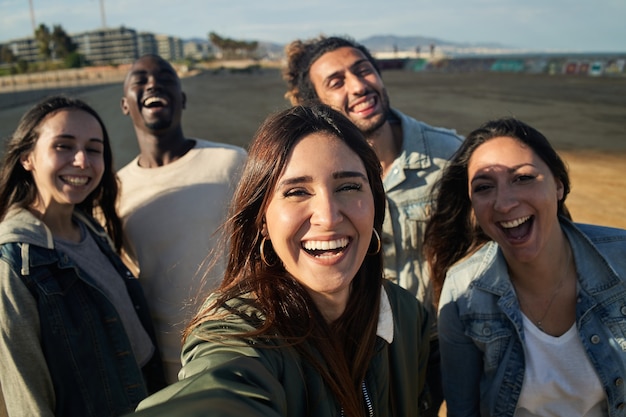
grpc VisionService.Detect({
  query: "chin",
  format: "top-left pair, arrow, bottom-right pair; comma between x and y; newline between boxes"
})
145,120 -> 172,130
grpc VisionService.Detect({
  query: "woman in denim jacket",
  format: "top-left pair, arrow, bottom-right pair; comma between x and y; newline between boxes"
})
0,96 -> 165,416
424,118 -> 626,416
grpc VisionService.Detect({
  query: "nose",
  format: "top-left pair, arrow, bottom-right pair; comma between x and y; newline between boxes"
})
345,72 -> 367,96
310,193 -> 343,228
73,149 -> 90,169
145,74 -> 160,91
493,185 -> 518,213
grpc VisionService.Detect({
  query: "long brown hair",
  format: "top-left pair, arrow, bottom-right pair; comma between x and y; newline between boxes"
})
423,118 -> 571,306
0,95 -> 123,251
186,104 -> 386,416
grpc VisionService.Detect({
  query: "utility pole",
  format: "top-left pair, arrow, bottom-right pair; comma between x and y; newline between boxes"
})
29,0 -> 36,32
100,0 -> 107,28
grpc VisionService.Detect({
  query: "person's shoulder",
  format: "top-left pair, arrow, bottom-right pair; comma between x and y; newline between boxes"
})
395,109 -> 463,141
394,110 -> 463,160
0,207 -> 50,248
193,139 -> 247,155
568,221 -> 626,267
383,281 -> 419,318
196,293 -> 266,333
116,156 -> 140,178
574,222 -> 626,242
445,242 -> 500,293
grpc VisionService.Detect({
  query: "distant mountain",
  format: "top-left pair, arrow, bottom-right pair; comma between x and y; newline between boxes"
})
358,35 -> 512,53
183,34 -> 516,58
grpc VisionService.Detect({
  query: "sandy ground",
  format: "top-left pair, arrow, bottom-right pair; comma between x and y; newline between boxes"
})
2,69 -> 625,229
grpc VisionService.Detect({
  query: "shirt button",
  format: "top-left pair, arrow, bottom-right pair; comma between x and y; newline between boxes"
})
615,378 -> 624,386
482,327 -> 492,336
620,306 -> 626,316
590,335 -> 601,344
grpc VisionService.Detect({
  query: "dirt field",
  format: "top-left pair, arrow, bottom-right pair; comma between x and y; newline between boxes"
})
1,68 -> 625,229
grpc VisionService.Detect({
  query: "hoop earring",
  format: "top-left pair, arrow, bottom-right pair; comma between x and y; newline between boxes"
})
367,228 -> 381,255
260,237 -> 277,267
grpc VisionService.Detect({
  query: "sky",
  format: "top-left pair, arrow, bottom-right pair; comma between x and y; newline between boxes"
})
1,0 -> 625,52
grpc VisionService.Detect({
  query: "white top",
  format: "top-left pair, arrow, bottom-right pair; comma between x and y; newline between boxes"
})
117,139 -> 247,383
514,314 -> 606,417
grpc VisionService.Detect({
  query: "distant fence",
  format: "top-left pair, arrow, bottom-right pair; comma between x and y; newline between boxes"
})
0,65 -> 130,93
380,55 -> 626,77
0,63 -> 199,110
0,66 -> 130,110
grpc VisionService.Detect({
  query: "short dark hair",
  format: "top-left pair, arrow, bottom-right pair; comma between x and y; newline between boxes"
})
282,35 -> 380,105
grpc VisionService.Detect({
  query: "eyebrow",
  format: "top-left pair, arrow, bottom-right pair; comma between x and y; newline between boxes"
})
323,58 -> 371,83
470,163 -> 536,183
56,134 -> 104,144
277,170 -> 368,187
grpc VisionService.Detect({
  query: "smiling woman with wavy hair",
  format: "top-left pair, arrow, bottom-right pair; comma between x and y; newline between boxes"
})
135,104 -> 430,417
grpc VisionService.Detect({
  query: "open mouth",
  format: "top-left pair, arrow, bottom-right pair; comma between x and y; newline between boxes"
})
499,215 -> 533,240
142,96 -> 168,109
302,237 -> 350,257
350,96 -> 377,114
61,175 -> 89,186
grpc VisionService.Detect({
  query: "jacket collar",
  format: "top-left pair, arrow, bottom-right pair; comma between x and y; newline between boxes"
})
389,108 -> 431,171
377,286 -> 394,343
0,206 -> 54,248
0,206 -> 114,276
464,217 -> 623,298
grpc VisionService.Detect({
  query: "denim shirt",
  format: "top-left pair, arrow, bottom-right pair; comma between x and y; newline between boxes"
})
0,208 -> 165,416
438,218 -> 626,417
381,109 -> 463,309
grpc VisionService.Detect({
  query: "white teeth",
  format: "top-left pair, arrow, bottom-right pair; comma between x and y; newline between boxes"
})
500,216 -> 530,229
62,176 -> 88,186
352,97 -> 375,113
144,97 -> 167,106
303,237 -> 349,251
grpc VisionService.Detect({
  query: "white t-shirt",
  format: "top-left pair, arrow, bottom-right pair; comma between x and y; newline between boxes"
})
117,139 -> 247,383
515,314 -> 606,416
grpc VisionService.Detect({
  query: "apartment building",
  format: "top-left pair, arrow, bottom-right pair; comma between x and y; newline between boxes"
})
71,26 -> 138,65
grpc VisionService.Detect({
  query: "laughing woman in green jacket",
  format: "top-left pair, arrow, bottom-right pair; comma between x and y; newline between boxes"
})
133,104 -> 430,417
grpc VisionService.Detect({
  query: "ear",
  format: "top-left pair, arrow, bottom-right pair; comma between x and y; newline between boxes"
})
556,178 -> 565,201
120,97 -> 130,115
20,154 -> 34,171
181,92 -> 187,110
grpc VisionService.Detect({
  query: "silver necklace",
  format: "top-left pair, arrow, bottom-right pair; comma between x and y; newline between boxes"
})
513,246 -> 572,331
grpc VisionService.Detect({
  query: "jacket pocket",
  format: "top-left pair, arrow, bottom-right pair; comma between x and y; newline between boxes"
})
463,316 -> 514,372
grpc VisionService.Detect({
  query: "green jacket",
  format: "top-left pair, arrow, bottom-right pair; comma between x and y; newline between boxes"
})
133,281 -> 429,416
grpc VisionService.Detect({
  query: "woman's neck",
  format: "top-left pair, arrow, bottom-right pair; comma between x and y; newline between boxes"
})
29,203 -> 80,242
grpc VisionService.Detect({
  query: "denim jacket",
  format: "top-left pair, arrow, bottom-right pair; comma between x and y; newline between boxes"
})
381,109 -> 463,309
438,218 -> 626,417
0,207 -> 165,417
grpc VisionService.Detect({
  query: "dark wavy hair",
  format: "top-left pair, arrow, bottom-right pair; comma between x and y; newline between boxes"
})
424,118 -> 571,305
186,104 -> 385,417
282,35 -> 381,106
0,95 -> 123,251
